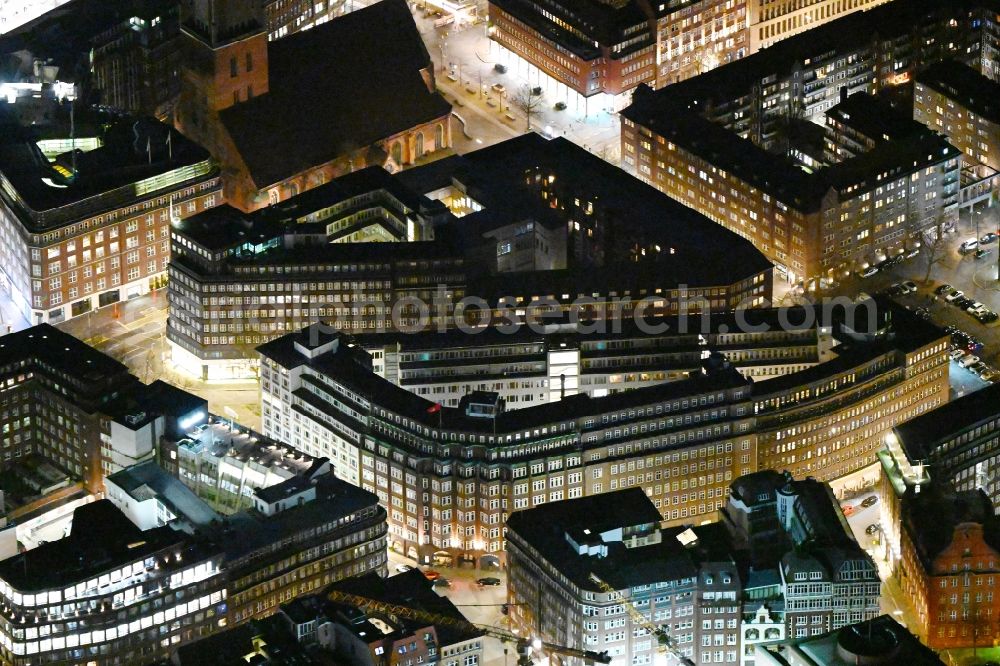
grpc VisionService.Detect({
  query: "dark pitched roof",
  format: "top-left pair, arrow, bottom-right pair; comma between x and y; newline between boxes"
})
826,92 -> 927,143
0,323 -> 129,384
901,484 -> 1000,571
916,59 -> 1000,125
894,382 -> 1000,462
218,0 -> 451,189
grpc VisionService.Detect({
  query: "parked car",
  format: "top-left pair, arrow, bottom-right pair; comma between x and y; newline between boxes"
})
976,248 -> 993,260
960,354 -> 981,368
491,83 -> 506,94
961,239 -> 980,253
860,495 -> 878,508
950,349 -> 967,361
841,504 -> 856,517
945,289 -> 966,303
935,284 -> 954,295
423,570 -> 441,581
477,577 -> 502,586
857,266 -> 879,279
900,281 -> 918,294
865,524 -> 880,535
955,297 -> 974,309
886,284 -> 906,297
981,232 -> 999,245
972,362 -> 990,376
433,577 -> 451,587
395,564 -> 414,573
981,369 -> 1000,382
977,311 -> 999,324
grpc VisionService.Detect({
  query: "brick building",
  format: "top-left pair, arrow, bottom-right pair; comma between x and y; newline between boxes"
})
897,484 -> 1000,649
0,111 -> 220,325
175,0 -> 452,212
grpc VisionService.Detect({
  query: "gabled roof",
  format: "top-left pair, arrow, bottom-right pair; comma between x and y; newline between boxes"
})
218,0 -> 451,189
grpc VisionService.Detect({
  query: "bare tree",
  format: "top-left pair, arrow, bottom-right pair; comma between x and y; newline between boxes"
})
513,84 -> 544,132
921,218 -> 949,285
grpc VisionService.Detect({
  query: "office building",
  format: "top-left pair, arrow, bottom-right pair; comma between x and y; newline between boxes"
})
327,308 -> 832,411
914,59 -> 1000,174
721,472 -> 881,640
168,134 -> 772,379
89,0 -> 181,118
878,383 -> 1000,580
175,0 -> 452,212
746,0 -> 891,51
173,569 -> 484,666
0,324 -> 206,494
506,488 -> 741,666
0,111 -> 220,325
257,299 -> 948,565
161,417 -> 325,514
883,479 -> 1000,650
752,615 -> 944,665
107,459 -> 389,627
488,0 -> 747,113
486,0 -> 893,113
262,0 -> 382,40
0,500 -> 227,665
622,86 -> 961,285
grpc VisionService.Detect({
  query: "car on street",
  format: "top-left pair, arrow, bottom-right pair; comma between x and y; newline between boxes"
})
423,570 -> 441,581
860,495 -> 878,508
975,248 -> 993,260
981,233 -> 998,245
476,577 -> 502,586
960,354 -> 981,369
865,524 -> 880,535
972,362 -> 990,376
900,281 -> 918,294
841,504 -> 855,516
395,564 -> 414,573
433,577 -> 451,587
857,266 -> 879,279
885,284 -> 906,297
978,311 -> 1000,324
935,284 -> 954,295
491,83 -> 506,94
950,349 -> 967,361
961,239 -> 980,253
945,289 -> 966,303
982,369 -> 1000,382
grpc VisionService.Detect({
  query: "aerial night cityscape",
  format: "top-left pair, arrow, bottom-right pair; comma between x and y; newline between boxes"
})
0,0 -> 998,665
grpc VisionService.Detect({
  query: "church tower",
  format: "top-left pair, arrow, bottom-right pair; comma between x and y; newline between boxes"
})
175,0 -> 269,139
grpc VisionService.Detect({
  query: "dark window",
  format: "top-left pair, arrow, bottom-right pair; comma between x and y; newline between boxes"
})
230,56 -> 237,78
246,52 -> 253,72
248,84 -> 254,99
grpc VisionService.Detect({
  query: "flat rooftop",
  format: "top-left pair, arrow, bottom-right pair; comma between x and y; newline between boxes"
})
916,59 -> 1000,125
0,112 -> 211,229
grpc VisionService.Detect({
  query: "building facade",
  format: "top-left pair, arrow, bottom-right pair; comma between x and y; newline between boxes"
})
506,489 -> 741,666
175,0 -> 452,212
894,483 -> 1000,650
256,300 -> 948,565
167,134 -> 773,380
622,89 -> 963,286
915,60 -> 1000,174
0,114 -> 221,325
0,500 -> 227,666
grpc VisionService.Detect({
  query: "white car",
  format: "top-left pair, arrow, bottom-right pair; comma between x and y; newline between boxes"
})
945,290 -> 966,303
950,349 -> 967,361
961,239 -> 980,253
395,564 -> 414,573
959,355 -> 980,369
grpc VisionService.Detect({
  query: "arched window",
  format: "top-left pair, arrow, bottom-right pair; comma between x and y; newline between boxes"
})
415,132 -> 425,159
391,141 -> 402,165
435,124 -> 445,149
